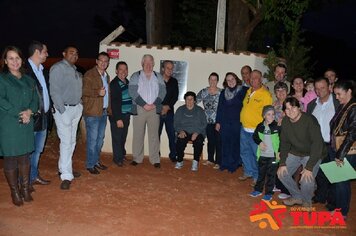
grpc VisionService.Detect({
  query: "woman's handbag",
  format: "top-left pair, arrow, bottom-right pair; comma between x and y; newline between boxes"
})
335,135 -> 356,155
334,103 -> 356,155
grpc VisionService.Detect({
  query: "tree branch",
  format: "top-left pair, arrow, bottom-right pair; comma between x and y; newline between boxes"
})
240,0 -> 258,15
244,11 -> 262,37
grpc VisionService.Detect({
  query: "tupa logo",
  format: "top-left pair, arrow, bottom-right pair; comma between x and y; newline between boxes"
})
249,200 -> 287,230
249,201 -> 347,230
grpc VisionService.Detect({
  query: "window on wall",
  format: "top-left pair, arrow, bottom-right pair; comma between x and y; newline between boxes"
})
160,60 -> 189,101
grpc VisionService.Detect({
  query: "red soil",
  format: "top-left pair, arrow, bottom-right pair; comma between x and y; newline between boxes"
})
0,134 -> 354,236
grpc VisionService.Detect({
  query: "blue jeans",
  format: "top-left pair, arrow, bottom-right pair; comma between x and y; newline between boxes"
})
84,111 -> 107,169
159,111 -> 176,159
333,154 -> 356,216
240,129 -> 258,180
30,129 -> 47,183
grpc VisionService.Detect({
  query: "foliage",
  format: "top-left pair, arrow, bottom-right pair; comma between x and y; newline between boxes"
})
263,49 -> 280,81
263,22 -> 313,81
169,0 -> 217,48
259,0 -> 312,81
278,23 -> 313,80
248,19 -> 282,54
262,0 -> 310,32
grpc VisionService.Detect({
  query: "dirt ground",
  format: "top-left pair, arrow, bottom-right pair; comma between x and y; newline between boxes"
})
0,134 -> 355,236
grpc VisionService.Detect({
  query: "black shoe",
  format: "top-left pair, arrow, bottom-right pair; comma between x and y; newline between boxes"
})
114,161 -> 124,167
33,176 -> 51,185
170,157 -> 177,163
73,171 -> 81,178
28,184 -> 35,193
95,162 -> 108,170
312,196 -> 326,204
58,171 -> 81,178
154,163 -> 161,168
87,167 -> 100,175
325,203 -> 336,211
130,161 -> 138,166
60,180 -> 71,190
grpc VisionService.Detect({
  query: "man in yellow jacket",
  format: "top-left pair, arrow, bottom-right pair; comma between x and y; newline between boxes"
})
239,70 -> 272,186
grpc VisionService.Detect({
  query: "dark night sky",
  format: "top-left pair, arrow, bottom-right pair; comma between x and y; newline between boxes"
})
0,0 -> 355,79
302,0 -> 356,79
303,1 -> 356,50
0,0 -> 118,58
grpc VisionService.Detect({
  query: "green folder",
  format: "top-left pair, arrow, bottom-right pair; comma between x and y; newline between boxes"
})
320,159 -> 356,184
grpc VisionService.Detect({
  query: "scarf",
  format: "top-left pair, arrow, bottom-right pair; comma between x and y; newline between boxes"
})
224,85 -> 240,100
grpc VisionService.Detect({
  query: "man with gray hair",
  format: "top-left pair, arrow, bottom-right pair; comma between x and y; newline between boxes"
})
129,54 -> 166,168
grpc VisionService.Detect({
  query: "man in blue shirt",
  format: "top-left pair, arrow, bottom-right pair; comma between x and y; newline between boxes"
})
26,41 -> 51,190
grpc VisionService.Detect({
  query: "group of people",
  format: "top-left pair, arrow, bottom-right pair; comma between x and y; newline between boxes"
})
185,64 -> 355,220
0,43 -> 355,221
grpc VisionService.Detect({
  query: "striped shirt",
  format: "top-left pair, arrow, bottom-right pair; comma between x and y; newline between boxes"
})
118,79 -> 132,114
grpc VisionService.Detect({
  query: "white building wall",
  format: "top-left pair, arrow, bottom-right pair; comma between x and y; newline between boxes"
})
99,42 -> 268,159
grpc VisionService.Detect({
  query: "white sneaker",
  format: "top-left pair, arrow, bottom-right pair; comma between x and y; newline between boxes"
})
191,160 -> 198,171
273,186 -> 281,192
213,164 -> 220,169
278,193 -> 291,200
175,161 -> 183,169
202,161 -> 214,166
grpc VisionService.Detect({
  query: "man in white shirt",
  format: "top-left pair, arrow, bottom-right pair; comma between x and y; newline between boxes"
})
306,76 -> 339,205
128,55 -> 166,168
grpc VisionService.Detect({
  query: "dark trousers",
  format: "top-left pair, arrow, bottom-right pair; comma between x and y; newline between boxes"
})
109,114 -> 130,164
314,143 -> 335,203
159,111 -> 177,160
176,132 -> 204,162
206,124 -> 221,164
275,174 -> 290,195
330,154 -> 356,216
254,156 -> 278,195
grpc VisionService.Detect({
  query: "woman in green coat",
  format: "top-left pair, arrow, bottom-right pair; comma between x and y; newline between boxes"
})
0,46 -> 38,206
